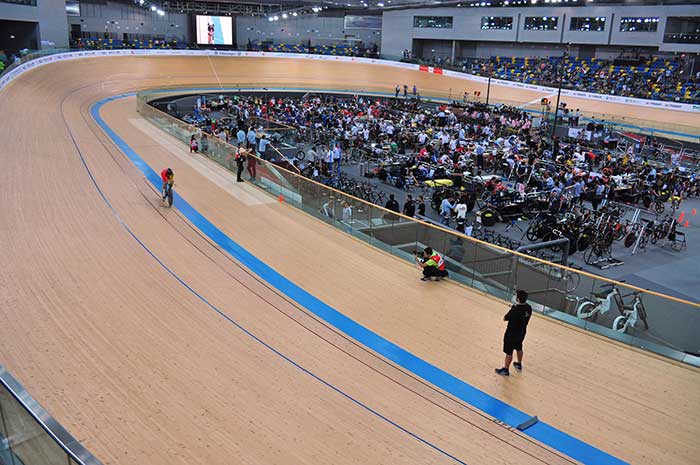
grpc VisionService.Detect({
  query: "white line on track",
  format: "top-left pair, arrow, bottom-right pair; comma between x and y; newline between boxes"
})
206,55 -> 223,89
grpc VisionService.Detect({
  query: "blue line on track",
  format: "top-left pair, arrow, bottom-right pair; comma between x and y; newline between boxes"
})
92,92 -> 629,465
74,96 -> 470,465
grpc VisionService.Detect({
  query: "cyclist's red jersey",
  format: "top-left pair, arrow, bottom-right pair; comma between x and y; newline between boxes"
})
161,169 -> 173,183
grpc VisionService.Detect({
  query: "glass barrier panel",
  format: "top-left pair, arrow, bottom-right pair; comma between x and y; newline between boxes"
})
0,387 -> 68,465
136,90 -> 700,367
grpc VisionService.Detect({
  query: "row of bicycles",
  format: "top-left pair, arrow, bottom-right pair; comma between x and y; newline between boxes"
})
522,204 -> 684,266
321,173 -> 388,205
467,222 -> 648,335
523,206 -> 619,264
459,221 -> 567,263
569,282 -> 649,334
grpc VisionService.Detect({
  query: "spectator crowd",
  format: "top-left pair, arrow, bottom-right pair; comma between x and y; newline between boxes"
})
175,90 -> 698,231
409,55 -> 700,104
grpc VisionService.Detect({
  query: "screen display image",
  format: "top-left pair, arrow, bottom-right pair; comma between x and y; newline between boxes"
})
195,15 -> 233,45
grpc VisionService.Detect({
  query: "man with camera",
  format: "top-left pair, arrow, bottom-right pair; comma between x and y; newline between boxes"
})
415,247 -> 448,281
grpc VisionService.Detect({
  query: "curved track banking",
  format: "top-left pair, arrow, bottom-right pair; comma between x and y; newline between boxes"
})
0,56 -> 699,465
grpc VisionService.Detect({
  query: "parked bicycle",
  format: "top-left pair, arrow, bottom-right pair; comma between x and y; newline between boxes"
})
612,291 -> 649,333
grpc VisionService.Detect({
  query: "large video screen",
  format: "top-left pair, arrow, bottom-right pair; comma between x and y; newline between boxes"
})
195,15 -> 233,45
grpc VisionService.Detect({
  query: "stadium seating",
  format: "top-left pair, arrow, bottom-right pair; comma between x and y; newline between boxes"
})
73,38 -> 186,50
465,55 -> 699,104
248,41 -> 367,57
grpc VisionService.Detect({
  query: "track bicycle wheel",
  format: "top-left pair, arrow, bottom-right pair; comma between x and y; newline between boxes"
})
612,315 -> 628,333
564,272 -> 580,293
525,225 -> 540,242
583,247 -> 597,265
613,224 -> 627,241
576,300 -> 597,320
650,229 -> 660,245
639,234 -> 648,249
577,233 -> 591,252
166,185 -> 174,208
635,300 -> 650,330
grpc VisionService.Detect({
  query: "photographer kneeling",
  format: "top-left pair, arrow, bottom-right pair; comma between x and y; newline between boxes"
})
416,247 -> 449,282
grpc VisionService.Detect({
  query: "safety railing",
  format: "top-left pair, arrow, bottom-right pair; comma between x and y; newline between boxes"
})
136,88 -> 700,367
0,364 -> 103,465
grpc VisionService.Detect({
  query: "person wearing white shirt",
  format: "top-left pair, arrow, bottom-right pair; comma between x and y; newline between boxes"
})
454,199 -> 468,223
341,201 -> 353,221
332,144 -> 342,174
307,146 -> 318,164
418,132 -> 428,146
323,146 -> 333,174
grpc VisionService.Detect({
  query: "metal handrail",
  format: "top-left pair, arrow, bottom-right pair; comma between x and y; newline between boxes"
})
0,364 -> 103,465
135,86 -> 700,309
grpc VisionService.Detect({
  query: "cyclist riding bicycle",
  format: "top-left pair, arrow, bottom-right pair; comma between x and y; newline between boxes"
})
161,167 -> 174,203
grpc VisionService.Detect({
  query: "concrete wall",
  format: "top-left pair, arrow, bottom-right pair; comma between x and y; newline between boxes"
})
236,14 -> 381,48
0,0 -> 69,48
381,4 -> 700,59
67,1 -> 188,41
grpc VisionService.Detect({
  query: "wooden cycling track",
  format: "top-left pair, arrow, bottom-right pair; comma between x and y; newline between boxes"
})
0,55 -> 698,465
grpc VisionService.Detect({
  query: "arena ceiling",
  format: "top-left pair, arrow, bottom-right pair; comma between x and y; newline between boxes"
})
114,0 -> 700,15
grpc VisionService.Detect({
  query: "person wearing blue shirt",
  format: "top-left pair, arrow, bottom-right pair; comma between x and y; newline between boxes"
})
236,128 -> 246,146
258,135 -> 269,159
475,144 -> 485,170
440,196 -> 455,226
246,127 -> 257,150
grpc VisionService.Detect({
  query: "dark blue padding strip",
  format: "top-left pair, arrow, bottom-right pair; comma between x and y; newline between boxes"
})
92,93 -> 628,465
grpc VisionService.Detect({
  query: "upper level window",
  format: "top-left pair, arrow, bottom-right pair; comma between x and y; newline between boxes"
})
481,17 -> 513,30
524,17 -> 558,31
413,16 -> 453,29
620,17 -> 660,32
0,0 -> 37,5
570,17 -> 606,32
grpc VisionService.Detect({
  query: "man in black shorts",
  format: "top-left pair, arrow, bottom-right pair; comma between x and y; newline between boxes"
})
495,289 -> 532,376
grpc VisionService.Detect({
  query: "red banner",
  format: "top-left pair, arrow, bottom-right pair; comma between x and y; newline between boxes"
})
418,64 -> 429,72
433,67 -> 443,75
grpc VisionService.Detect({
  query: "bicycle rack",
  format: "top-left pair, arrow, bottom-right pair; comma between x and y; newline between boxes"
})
516,237 -> 570,266
631,221 -> 649,255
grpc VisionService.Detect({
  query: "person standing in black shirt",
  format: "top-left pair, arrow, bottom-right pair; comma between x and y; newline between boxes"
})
235,146 -> 246,182
383,194 -> 400,222
403,194 -> 416,218
385,194 -> 400,213
416,195 -> 426,217
495,290 -> 532,376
